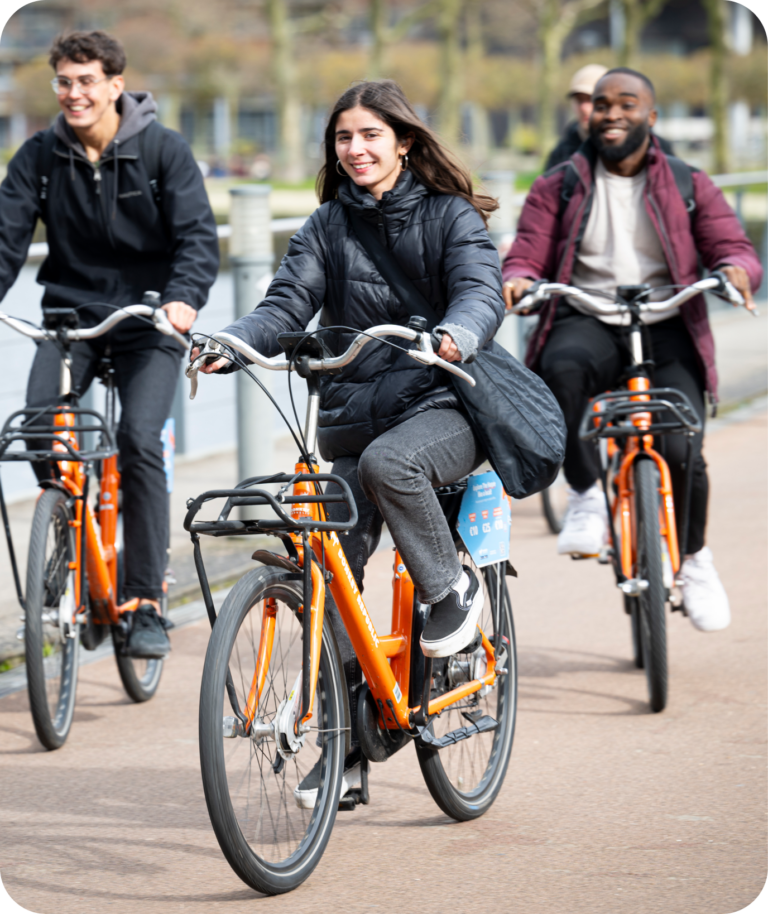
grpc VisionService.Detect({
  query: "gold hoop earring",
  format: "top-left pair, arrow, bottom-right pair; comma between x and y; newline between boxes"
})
401,154 -> 409,170
336,159 -> 346,176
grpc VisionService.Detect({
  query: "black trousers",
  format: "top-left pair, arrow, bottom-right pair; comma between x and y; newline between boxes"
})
26,341 -> 181,600
539,312 -> 708,555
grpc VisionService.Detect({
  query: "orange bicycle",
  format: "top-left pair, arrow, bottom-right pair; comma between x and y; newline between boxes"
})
513,274 -> 749,712
186,323 -> 517,895
0,299 -> 189,749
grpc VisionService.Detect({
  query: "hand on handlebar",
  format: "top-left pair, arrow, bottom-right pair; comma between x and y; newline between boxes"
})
437,334 -> 461,362
503,278 -> 535,311
162,301 -> 198,333
720,265 -> 755,312
190,344 -> 231,373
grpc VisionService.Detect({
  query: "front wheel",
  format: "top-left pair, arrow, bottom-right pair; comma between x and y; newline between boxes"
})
416,553 -> 517,821
199,567 -> 346,895
25,488 -> 80,750
634,459 -> 668,712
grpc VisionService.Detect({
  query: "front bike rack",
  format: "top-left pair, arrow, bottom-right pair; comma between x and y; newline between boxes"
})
0,405 -> 117,613
185,472 -> 359,734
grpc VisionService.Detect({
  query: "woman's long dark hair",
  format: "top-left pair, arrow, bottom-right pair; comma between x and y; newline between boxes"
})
316,80 -> 498,228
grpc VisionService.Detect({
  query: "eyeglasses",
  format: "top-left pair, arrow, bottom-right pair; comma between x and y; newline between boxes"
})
50,76 -> 108,96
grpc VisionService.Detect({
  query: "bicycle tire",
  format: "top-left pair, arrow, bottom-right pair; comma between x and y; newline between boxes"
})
199,567 -> 346,895
25,488 -> 80,750
626,595 -> 644,669
110,537 -> 165,703
416,552 -> 517,821
634,459 -> 668,712
541,468 -> 568,535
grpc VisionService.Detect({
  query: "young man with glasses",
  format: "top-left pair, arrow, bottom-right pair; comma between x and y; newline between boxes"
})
0,31 -> 219,658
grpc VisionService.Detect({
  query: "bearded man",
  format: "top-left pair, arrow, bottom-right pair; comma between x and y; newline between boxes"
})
502,68 -> 762,632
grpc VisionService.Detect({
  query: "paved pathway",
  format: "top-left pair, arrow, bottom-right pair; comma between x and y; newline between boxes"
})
0,408 -> 764,914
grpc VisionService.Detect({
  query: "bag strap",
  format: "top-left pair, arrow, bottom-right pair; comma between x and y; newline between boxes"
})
664,153 -> 698,222
138,120 -> 165,207
557,161 -> 579,222
36,127 -> 57,222
347,209 -> 441,330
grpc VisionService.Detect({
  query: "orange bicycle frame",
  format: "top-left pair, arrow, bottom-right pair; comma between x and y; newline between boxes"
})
241,462 -> 498,732
606,376 -> 681,579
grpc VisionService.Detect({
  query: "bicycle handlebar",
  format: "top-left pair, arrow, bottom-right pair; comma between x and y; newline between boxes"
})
508,274 -> 754,318
186,324 -> 477,400
0,303 -> 191,349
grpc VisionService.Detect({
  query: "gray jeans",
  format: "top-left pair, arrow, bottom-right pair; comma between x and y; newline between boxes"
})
325,407 -> 484,744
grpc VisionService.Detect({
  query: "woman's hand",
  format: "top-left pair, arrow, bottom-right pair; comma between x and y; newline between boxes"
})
190,346 -> 231,373
437,334 -> 461,362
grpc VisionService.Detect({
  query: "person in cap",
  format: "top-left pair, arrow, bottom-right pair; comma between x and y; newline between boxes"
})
544,63 -> 673,171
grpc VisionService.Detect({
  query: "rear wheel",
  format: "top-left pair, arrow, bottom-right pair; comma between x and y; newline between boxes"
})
25,488 -> 80,750
541,468 -> 568,534
199,567 -> 346,895
634,459 -> 668,712
111,518 -> 165,702
416,551 -> 517,821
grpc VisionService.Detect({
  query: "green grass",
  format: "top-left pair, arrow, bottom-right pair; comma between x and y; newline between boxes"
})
515,171 -> 543,191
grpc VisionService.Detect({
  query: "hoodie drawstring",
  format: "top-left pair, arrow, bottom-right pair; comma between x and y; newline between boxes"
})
69,147 -> 74,181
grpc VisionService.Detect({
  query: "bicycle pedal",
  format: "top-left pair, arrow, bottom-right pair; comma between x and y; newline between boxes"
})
338,793 -> 359,811
569,552 -> 598,561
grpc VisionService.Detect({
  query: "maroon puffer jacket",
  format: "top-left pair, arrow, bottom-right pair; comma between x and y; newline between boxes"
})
502,137 -> 763,400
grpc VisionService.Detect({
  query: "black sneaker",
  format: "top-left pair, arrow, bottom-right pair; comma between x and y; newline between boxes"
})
420,566 -> 484,659
126,604 -> 171,659
294,750 -> 362,809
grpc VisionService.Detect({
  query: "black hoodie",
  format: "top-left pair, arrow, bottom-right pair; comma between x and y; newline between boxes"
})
0,91 -> 219,351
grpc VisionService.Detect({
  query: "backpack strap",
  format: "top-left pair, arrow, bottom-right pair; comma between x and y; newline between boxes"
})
347,209 -> 442,329
557,161 -> 580,223
138,120 -> 165,207
664,153 -> 699,222
36,127 -> 57,222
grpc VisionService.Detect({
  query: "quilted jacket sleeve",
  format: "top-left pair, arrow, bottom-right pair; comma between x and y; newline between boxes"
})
439,197 -> 505,348
501,170 -> 564,284
692,171 -> 763,291
219,206 -> 329,358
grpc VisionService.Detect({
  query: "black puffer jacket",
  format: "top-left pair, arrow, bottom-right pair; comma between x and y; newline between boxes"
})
221,171 -> 505,461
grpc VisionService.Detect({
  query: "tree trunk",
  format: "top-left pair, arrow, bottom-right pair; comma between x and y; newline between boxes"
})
619,0 -> 641,67
436,0 -> 464,147
266,0 -> 304,183
538,0 -> 561,166
703,0 -> 728,173
369,0 -> 386,79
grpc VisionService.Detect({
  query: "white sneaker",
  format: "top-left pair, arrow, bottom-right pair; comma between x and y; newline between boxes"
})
293,759 -> 361,809
679,546 -> 731,631
556,484 -> 609,556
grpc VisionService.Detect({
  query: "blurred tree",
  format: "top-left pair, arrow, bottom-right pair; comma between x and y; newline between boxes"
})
616,0 -> 668,68
266,0 -> 304,181
436,0 -> 464,146
529,0 -> 608,164
702,0 -> 727,172
368,0 -> 439,80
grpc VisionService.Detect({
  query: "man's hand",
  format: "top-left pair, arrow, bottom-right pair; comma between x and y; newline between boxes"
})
502,278 -> 535,311
162,301 -> 198,333
190,346 -> 230,374
720,266 -> 755,312
437,334 -> 461,363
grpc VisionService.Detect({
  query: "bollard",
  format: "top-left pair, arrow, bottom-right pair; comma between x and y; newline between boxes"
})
230,185 -> 274,489
482,170 -> 520,361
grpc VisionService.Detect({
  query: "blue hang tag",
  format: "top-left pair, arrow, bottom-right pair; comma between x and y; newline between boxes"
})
456,470 -> 511,568
160,418 -> 175,494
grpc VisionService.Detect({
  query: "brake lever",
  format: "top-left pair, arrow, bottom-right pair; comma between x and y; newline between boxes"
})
511,279 -> 550,315
186,342 -> 228,400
